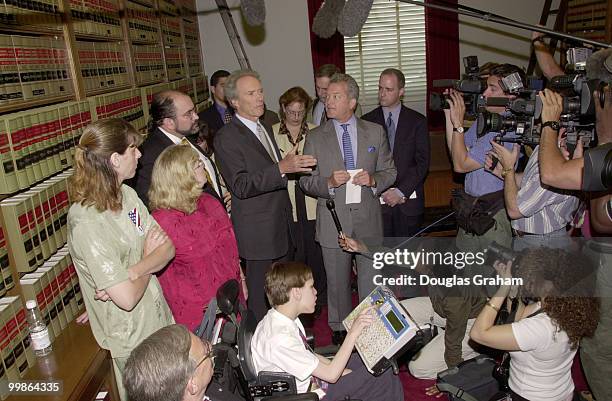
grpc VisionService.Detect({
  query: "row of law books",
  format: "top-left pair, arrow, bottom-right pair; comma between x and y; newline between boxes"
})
0,246 -> 83,399
193,75 -> 209,105
127,1 -> 160,43
187,47 -> 203,77
0,0 -> 62,31
0,35 -> 73,105
165,46 -> 186,81
158,0 -> 180,16
0,227 -> 14,298
77,40 -> 130,95
70,0 -> 122,39
0,100 -> 90,194
93,88 -> 147,132
0,170 -> 72,274
160,15 -> 183,46
133,44 -> 166,85
183,18 -> 200,49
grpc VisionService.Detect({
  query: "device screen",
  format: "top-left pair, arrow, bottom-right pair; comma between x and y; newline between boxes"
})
386,310 -> 404,333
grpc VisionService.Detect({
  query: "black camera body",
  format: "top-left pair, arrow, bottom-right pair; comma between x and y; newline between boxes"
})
430,56 -> 486,118
583,142 -> 612,191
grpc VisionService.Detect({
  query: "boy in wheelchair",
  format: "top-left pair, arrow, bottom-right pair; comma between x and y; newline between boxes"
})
251,261 -> 404,400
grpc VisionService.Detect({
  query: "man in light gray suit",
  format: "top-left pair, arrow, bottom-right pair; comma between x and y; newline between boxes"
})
300,73 -> 396,342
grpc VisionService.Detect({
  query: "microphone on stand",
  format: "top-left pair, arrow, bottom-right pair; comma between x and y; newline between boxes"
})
326,199 -> 344,237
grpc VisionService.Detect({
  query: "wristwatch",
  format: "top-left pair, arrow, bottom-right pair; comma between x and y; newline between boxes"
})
453,126 -> 465,134
541,121 -> 561,131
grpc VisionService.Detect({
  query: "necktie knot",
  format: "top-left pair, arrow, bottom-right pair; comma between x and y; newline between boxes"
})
180,137 -> 190,146
341,123 -> 349,133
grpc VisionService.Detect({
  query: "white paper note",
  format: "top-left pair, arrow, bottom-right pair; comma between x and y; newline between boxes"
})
346,169 -> 362,204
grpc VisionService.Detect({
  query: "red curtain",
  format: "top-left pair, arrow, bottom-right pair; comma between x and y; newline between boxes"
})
307,0 -> 345,73
425,0 -> 460,130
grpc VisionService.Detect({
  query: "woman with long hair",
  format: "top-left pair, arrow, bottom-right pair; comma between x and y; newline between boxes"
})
470,247 -> 599,401
148,144 -> 243,331
273,86 -> 326,308
67,118 -> 175,400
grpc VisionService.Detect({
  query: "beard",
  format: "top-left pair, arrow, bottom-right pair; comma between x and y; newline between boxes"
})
176,122 -> 198,137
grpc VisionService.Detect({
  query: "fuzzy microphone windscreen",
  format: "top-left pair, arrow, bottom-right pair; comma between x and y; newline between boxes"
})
313,0 -> 346,39
338,0 -> 373,37
241,0 -> 266,26
587,48 -> 612,82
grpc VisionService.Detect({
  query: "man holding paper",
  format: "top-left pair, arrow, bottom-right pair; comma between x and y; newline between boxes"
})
300,73 -> 396,343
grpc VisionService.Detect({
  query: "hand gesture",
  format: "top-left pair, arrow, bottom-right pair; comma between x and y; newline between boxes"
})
425,384 -> 445,398
94,289 -> 110,302
493,260 -> 513,280
490,141 -> 519,170
338,234 -> 367,253
223,191 -> 232,213
278,143 -> 317,174
328,170 -> 350,188
352,170 -> 375,187
76,311 -> 89,325
382,188 -> 405,207
347,306 -> 374,340
538,88 -> 563,124
144,225 -> 170,257
485,152 -> 503,178
445,89 -> 466,129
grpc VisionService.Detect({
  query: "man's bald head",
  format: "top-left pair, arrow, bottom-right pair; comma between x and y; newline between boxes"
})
149,90 -> 199,137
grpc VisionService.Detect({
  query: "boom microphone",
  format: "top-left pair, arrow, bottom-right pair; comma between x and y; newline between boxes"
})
586,48 -> 612,82
338,0 -> 374,37
240,0 -> 265,26
326,199 -> 344,235
312,0 -> 345,39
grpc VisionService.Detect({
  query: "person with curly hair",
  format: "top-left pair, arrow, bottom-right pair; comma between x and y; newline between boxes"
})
470,247 -> 599,401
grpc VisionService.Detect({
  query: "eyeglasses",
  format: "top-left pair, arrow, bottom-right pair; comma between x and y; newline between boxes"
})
193,160 -> 204,170
285,109 -> 306,118
193,345 -> 216,372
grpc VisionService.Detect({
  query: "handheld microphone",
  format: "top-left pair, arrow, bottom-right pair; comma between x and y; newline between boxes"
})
326,199 -> 344,235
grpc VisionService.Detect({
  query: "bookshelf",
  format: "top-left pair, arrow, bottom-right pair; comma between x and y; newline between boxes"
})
0,0 -> 208,399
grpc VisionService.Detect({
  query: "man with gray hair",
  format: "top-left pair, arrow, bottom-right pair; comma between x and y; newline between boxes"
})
214,70 -> 317,321
300,73 -> 396,344
123,324 -> 215,401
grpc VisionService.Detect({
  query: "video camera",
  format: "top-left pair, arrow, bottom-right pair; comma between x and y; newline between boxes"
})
583,142 -> 612,191
477,47 -> 605,147
430,56 -> 486,118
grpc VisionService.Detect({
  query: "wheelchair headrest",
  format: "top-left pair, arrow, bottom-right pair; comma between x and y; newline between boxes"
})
216,279 -> 240,316
237,308 -> 258,383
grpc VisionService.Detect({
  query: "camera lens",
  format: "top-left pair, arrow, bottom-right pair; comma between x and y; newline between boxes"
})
603,149 -> 612,190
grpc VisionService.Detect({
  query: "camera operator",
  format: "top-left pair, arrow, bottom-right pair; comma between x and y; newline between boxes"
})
536,47 -> 612,401
485,123 -> 579,249
445,64 -> 526,251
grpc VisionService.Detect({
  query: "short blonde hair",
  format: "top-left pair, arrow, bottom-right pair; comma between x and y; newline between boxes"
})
148,145 -> 202,214
69,119 -> 142,212
265,262 -> 313,307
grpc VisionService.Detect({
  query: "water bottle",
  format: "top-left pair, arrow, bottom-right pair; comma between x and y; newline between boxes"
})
25,300 -> 52,357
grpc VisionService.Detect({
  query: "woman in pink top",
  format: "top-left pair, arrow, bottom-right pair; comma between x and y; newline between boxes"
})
148,144 -> 244,331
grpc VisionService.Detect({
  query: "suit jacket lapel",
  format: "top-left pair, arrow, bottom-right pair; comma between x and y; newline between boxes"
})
321,120 -> 345,169
232,117 -> 277,162
356,118 -> 371,169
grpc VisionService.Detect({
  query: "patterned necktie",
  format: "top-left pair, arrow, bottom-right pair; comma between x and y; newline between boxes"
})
341,123 -> 355,170
257,122 -> 277,161
386,112 -> 396,151
298,330 -> 329,392
180,137 -> 212,186
223,109 -> 232,124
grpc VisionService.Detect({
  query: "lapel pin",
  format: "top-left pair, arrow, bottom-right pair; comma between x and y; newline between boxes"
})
368,146 -> 376,153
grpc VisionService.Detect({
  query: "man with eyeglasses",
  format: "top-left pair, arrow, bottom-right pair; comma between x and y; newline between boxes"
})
131,90 -> 226,209
124,324 -> 231,401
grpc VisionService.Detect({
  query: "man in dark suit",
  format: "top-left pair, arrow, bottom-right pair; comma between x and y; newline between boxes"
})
213,70 -> 317,321
131,90 -> 224,207
362,68 -> 430,237
198,70 -> 231,137
300,73 -> 396,343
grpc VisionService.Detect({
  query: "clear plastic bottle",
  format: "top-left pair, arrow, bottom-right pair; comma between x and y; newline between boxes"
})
25,300 -> 52,357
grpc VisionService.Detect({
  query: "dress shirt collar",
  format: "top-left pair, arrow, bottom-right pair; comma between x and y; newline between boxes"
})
158,126 -> 182,144
382,103 -> 402,126
235,113 -> 260,135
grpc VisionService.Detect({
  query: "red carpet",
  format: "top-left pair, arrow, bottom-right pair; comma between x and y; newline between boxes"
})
308,303 -> 590,401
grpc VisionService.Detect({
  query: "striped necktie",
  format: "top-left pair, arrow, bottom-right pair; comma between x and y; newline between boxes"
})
341,123 -> 355,170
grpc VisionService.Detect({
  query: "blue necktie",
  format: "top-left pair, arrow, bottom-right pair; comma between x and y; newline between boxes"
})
341,123 -> 355,170
386,112 -> 396,151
